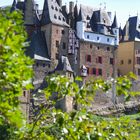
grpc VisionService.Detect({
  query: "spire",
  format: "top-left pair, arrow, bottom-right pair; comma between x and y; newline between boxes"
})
10,0 -> 17,12
77,6 -> 83,21
112,13 -> 118,28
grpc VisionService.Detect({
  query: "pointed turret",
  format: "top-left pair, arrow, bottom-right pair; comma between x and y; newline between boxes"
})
41,0 -> 68,26
10,0 -> 17,12
112,13 -> 118,28
77,7 -> 83,21
74,3 -> 78,29
111,13 -> 119,45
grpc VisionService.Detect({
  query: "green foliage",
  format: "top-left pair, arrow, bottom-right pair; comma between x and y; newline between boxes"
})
20,75 -> 140,140
0,9 -> 33,139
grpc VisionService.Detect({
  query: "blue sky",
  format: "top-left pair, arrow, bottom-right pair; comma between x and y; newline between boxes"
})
0,0 -> 140,28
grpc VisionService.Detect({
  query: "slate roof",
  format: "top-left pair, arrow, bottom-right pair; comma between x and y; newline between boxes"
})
26,30 -> 50,61
41,0 -> 69,26
122,16 -> 140,41
55,56 -> 73,72
77,5 -> 112,34
10,0 -> 40,26
112,14 -> 118,28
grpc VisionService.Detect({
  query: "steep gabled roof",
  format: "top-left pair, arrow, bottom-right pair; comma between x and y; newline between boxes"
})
55,56 -> 73,72
112,14 -> 118,28
41,0 -> 69,26
123,16 -> 140,41
26,30 -> 50,61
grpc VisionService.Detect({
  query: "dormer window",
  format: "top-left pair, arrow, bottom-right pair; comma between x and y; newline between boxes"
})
59,16 -> 61,20
51,5 -> 54,9
86,15 -> 90,20
55,7 -> 58,11
54,14 -> 57,19
63,17 -> 65,22
87,23 -> 90,28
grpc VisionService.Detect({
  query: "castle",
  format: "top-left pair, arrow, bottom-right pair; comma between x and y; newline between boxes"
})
10,0 -> 119,120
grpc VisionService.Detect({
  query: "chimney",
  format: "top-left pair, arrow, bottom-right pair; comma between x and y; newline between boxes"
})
69,1 -> 74,14
56,0 -> 62,7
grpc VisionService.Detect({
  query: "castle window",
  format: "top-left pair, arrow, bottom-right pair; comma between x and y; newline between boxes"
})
120,60 -> 124,65
23,91 -> 26,97
107,38 -> 110,42
56,40 -> 59,48
87,35 -> 89,39
98,69 -> 102,75
107,47 -> 110,51
55,53 -> 59,59
97,46 -> 100,50
110,58 -> 114,65
86,55 -> 91,62
86,15 -> 90,20
54,14 -> 57,19
87,23 -> 90,28
59,9 -> 62,12
98,56 -> 102,64
92,68 -> 96,75
128,59 -> 131,64
87,67 -> 89,75
97,37 -> 100,40
51,5 -> 54,9
63,17 -> 65,22
138,69 -> 140,75
55,7 -> 58,11
59,16 -> 61,20
62,30 -> 65,34
90,44 -> 92,49
62,42 -> 66,49
136,57 -> 140,64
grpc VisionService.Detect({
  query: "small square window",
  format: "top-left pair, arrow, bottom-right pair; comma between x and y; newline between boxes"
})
110,58 -> 114,65
93,68 -> 96,75
56,40 -> 59,48
120,60 -> 124,65
62,30 -> 65,34
97,37 -> 100,40
107,47 -> 110,51
23,91 -> 26,97
98,56 -> 102,64
90,44 -> 92,49
98,69 -> 102,75
128,59 -> 131,64
86,55 -> 91,62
